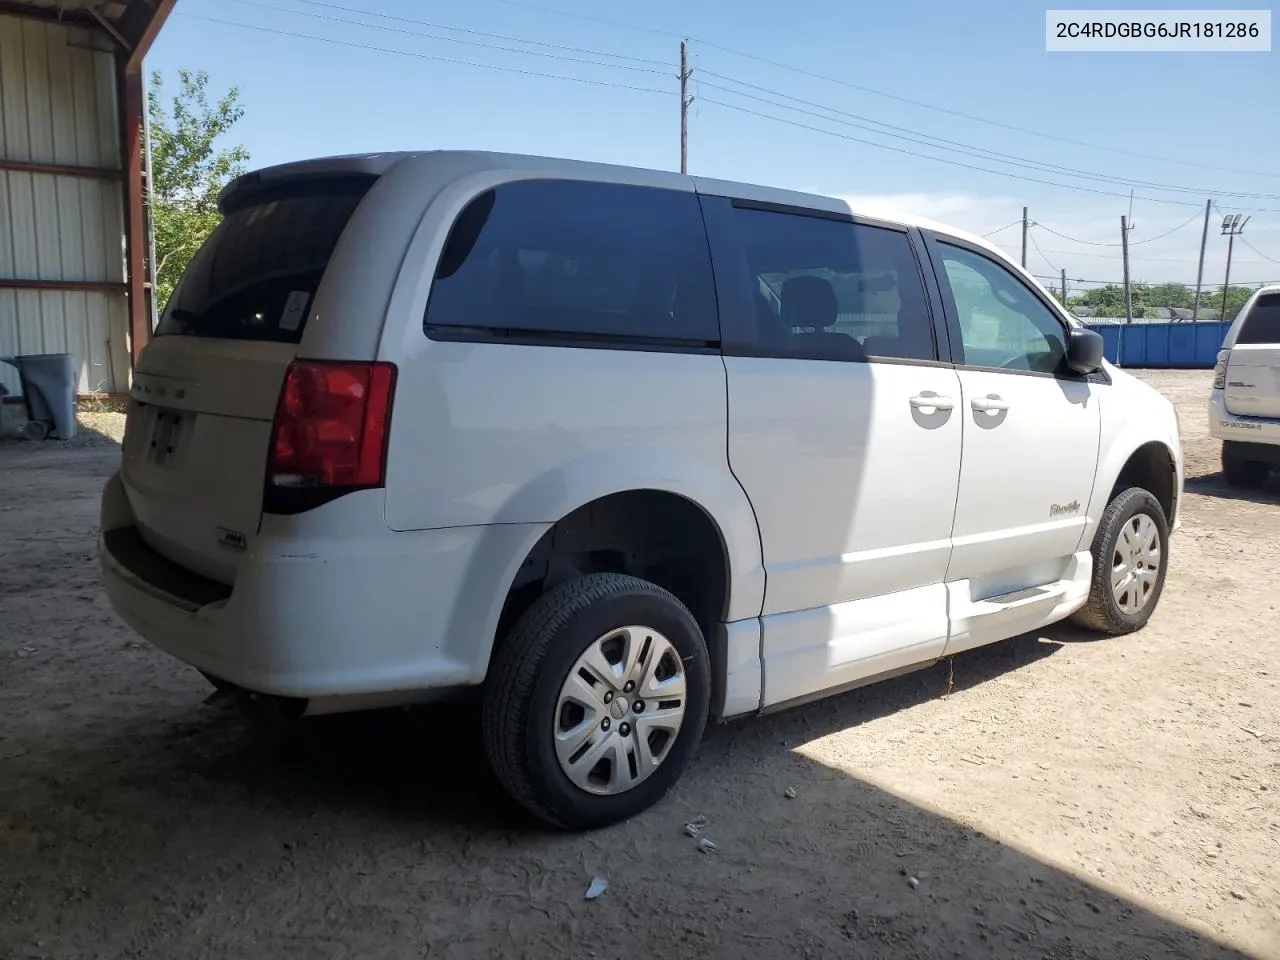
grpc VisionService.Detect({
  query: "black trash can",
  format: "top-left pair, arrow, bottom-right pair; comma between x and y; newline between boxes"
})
2,353 -> 78,441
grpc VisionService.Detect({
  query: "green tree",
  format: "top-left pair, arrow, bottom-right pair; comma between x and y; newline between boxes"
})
1145,282 -> 1194,310
1215,285 -> 1255,321
148,69 -> 249,309
1075,282 -> 1192,318
1077,284 -> 1127,316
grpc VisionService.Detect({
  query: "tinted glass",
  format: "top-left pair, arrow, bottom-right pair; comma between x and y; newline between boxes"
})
155,176 -> 375,343
726,207 -> 935,363
425,180 -> 718,343
937,243 -> 1067,373
1237,293 -> 1280,344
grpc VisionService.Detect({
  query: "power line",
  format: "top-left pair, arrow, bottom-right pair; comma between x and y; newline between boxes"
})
250,0 -> 1270,203
188,4 -> 1280,213
1032,274 -> 1280,287
221,0 -> 671,75
696,73 -> 1280,203
982,220 -> 1023,238
475,0 -> 1280,181
1027,229 -> 1059,273
1034,247 -> 1268,265
175,7 -> 1280,217
1031,210 -> 1205,248
277,0 -> 669,65
698,97 -> 1280,211
174,13 -> 672,95
1032,223 -> 1121,247
1127,210 -> 1210,245
1239,237 -> 1280,265
481,0 -> 681,40
1131,209 -> 1218,244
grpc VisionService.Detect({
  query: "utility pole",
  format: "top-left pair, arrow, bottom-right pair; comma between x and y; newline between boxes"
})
1220,213 -> 1250,320
1061,268 -> 1067,305
1120,215 -> 1133,324
1192,198 -> 1211,322
679,41 -> 693,174
1021,206 -> 1028,268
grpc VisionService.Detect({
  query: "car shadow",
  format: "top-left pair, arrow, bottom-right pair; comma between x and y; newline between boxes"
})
1184,472 -> 1280,505
0,629 -> 1257,959
706,629 -> 1067,748
150,631 -> 1066,831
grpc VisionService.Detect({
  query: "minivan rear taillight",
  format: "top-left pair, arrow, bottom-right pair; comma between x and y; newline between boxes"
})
264,360 -> 396,513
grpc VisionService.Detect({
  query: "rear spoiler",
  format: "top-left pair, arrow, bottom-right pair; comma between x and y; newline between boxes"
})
217,152 -> 416,215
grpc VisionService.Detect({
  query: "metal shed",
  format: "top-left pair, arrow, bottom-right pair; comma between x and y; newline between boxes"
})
0,0 -> 173,397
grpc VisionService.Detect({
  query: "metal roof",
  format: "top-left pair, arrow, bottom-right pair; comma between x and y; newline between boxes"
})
3,1 -> 129,21
0,0 -> 176,74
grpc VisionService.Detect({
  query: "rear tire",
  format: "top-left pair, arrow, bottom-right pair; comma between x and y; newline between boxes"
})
482,573 -> 710,831
1222,442 -> 1270,489
1071,486 -> 1169,636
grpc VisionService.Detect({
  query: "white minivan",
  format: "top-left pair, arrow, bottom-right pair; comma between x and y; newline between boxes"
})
1209,284 -> 1280,487
100,151 -> 1184,829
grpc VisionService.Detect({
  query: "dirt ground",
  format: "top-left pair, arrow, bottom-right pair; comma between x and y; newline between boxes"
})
1,370 -> 1278,960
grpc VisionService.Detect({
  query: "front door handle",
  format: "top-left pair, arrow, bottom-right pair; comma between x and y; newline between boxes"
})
971,395 -> 1009,413
910,393 -> 955,412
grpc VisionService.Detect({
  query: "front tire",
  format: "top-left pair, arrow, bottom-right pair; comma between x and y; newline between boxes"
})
1071,486 -> 1169,635
482,573 -> 710,830
1222,441 -> 1270,489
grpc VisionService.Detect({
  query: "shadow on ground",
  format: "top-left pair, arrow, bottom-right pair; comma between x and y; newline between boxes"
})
0,413 -> 1263,960
0,632 -> 1254,959
1185,471 -> 1280,505
0,401 -> 123,446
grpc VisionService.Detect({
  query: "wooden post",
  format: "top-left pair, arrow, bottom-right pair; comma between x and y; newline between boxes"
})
120,66 -> 150,369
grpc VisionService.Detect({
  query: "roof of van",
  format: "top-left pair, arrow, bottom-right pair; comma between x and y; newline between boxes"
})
221,149 -> 1010,263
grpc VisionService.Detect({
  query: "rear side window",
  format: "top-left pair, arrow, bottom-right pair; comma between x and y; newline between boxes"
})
425,179 -> 718,345
155,175 -> 376,343
1237,293 -> 1280,345
723,206 -> 936,363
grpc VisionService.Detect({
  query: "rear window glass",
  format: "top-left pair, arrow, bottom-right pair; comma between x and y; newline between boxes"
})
425,179 -> 718,344
1237,293 -> 1280,345
155,175 -> 376,343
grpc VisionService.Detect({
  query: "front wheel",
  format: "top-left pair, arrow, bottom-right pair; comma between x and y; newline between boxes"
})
482,573 -> 710,830
1071,487 -> 1169,635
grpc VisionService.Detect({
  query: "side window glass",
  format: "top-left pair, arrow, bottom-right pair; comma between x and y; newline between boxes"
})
730,207 -> 936,363
425,180 -> 718,343
937,243 -> 1067,373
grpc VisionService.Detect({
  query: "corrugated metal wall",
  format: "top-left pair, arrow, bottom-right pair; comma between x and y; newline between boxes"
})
0,14 -> 130,396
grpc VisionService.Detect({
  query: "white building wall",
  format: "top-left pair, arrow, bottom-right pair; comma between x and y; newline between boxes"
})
0,14 -> 130,396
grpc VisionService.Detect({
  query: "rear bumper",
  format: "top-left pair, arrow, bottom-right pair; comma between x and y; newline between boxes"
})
1208,390 -> 1280,448
99,471 -> 549,703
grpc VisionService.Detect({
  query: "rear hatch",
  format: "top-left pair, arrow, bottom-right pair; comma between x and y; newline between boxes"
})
121,173 -> 378,585
1225,292 -> 1280,419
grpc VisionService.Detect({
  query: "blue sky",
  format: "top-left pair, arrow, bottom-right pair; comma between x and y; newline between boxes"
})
149,0 -> 1280,291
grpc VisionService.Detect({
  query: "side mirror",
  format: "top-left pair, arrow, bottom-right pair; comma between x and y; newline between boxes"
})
1065,327 -> 1104,375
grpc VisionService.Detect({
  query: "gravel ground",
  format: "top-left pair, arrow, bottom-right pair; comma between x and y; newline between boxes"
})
1,371 -> 1278,960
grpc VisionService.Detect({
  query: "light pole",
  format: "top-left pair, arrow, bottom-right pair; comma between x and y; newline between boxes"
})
1220,214 -> 1250,321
